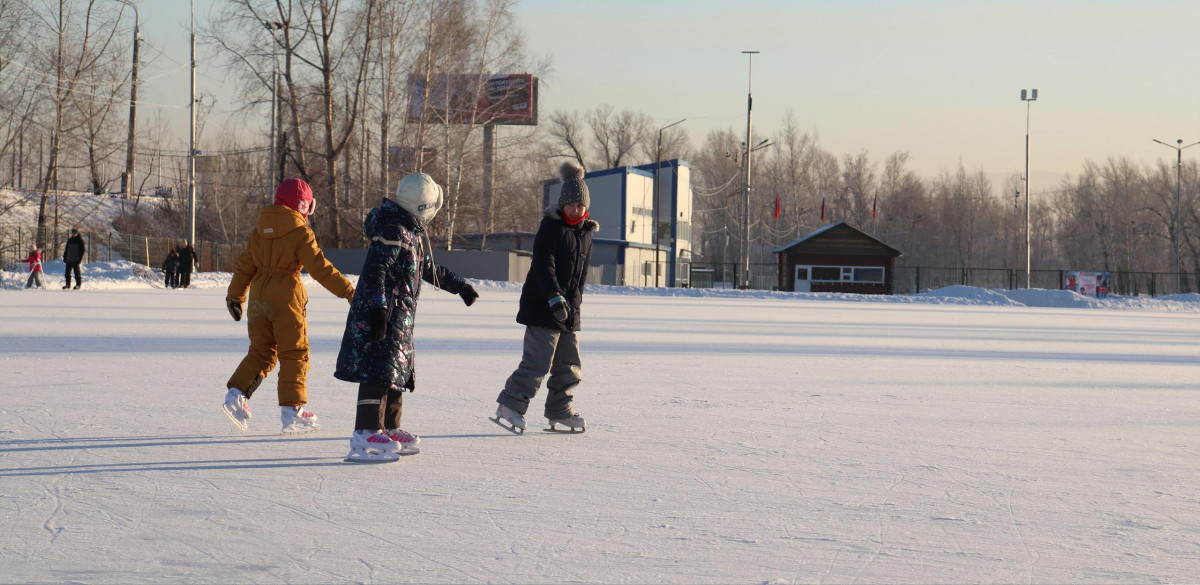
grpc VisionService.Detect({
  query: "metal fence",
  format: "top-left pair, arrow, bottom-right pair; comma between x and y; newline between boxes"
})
676,261 -> 1197,297
0,224 -> 243,273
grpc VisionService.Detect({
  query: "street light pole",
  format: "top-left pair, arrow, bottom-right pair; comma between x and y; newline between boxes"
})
1152,137 -> 1200,293
741,50 -> 759,289
115,0 -> 139,197
654,118 -> 685,287
263,21 -> 285,196
188,0 -> 196,248
1020,88 -> 1037,288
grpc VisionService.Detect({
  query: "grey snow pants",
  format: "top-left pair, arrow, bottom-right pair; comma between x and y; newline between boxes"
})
497,325 -> 581,419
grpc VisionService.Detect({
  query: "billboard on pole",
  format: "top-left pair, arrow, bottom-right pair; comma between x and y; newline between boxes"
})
406,73 -> 537,125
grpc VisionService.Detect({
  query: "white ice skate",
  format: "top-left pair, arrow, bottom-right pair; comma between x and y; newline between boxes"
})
490,405 -> 526,435
221,388 -> 251,431
345,430 -> 401,463
384,428 -> 421,455
280,405 -> 320,435
545,412 -> 586,433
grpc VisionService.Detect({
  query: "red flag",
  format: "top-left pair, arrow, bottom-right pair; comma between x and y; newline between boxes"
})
872,194 -> 877,221
820,196 -> 826,222
773,193 -> 781,221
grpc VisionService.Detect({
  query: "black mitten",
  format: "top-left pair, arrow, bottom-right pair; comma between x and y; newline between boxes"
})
548,294 -> 569,324
368,307 -> 388,342
459,284 -> 479,307
226,298 -> 243,322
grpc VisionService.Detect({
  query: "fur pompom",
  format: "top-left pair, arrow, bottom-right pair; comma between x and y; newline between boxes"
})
558,160 -> 585,181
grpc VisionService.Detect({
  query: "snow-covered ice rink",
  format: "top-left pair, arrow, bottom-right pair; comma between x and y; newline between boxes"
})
2,263 -> 1199,584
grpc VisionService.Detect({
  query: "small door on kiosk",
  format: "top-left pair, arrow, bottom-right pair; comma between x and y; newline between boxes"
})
794,266 -> 812,292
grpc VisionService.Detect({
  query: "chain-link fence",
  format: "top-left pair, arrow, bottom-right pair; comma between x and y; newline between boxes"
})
0,224 -> 243,273
675,261 -> 1197,297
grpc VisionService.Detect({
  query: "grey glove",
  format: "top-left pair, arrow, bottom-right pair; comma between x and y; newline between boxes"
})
226,298 -> 243,322
548,294 -> 569,324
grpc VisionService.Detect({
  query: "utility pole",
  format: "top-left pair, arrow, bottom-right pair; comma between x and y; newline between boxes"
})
741,50 -> 759,289
1152,137 -> 1200,294
188,0 -> 196,247
654,118 -> 685,287
1020,88 -> 1037,288
263,20 -> 285,196
116,0 -> 139,196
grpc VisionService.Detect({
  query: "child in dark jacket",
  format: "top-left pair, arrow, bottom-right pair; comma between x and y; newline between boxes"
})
161,249 -> 179,288
493,161 -> 597,434
335,173 -> 479,462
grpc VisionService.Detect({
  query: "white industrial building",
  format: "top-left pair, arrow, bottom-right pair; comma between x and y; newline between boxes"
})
541,159 -> 693,287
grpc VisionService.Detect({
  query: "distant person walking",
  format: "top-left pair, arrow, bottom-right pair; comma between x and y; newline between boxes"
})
176,240 -> 196,288
22,244 -> 44,289
161,248 -> 180,288
62,228 -> 85,290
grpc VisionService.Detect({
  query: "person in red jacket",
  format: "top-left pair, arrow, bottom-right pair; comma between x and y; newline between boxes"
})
22,244 -> 44,289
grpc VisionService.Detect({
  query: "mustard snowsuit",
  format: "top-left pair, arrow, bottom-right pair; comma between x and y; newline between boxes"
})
226,205 -> 355,406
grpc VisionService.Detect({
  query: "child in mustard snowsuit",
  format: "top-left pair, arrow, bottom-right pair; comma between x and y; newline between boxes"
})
221,178 -> 355,434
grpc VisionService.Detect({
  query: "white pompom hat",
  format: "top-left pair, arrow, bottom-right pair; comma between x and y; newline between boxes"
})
394,173 -> 444,225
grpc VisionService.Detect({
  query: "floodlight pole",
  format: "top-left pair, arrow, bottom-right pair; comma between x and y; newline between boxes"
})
654,118 -> 685,287
1020,88 -> 1037,288
263,21 -> 286,197
187,0 -> 196,248
1152,137 -> 1200,294
113,0 -> 139,197
741,51 -> 759,289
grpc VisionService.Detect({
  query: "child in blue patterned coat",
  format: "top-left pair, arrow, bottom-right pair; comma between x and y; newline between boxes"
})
335,173 -> 478,462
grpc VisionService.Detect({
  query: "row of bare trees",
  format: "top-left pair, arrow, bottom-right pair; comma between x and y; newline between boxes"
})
689,112 -> 1199,288
2,1 -> 1197,289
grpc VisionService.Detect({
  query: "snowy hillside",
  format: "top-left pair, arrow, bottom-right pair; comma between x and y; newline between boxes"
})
2,269 -> 1199,583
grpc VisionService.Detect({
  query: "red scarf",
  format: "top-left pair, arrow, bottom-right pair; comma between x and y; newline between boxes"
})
563,210 -> 589,226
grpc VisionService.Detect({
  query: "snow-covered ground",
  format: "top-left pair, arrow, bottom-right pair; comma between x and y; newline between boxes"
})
3,262 -> 1199,584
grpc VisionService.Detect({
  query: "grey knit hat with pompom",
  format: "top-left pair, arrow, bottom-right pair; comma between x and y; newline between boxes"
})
556,161 -> 590,209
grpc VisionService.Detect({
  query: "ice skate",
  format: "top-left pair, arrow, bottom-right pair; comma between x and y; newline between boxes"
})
385,428 -> 421,455
221,388 -> 251,431
280,405 -> 320,435
345,430 -> 401,463
545,412 -> 586,433
490,404 -> 526,435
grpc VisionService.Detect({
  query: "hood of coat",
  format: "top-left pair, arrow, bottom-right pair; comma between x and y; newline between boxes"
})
257,205 -> 308,239
365,198 -> 422,242
544,205 -> 599,232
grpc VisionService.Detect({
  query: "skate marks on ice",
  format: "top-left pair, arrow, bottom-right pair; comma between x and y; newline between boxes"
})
0,434 -> 348,476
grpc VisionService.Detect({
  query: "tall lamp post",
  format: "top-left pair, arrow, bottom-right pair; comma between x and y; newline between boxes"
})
263,20 -> 286,196
1152,137 -> 1200,294
188,0 -> 196,248
654,118 -> 685,287
740,50 -> 759,289
1020,88 -> 1037,288
114,0 -> 139,197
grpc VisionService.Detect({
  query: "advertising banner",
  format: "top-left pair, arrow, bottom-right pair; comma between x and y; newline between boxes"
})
1065,271 -> 1111,298
406,73 -> 537,125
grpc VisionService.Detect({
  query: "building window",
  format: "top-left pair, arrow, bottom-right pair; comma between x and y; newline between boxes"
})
806,265 -> 886,283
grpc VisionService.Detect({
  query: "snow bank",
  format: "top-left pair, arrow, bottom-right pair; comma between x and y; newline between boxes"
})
4,261 -> 1198,312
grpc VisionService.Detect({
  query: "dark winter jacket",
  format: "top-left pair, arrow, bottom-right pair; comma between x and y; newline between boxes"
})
516,206 -> 598,332
177,245 -> 196,273
63,234 -> 86,264
334,198 -> 469,388
162,252 -> 179,273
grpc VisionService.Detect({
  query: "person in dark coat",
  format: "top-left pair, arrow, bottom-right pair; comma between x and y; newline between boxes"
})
494,161 -> 597,433
176,240 -> 196,288
161,248 -> 179,288
335,173 -> 478,461
62,228 -> 86,289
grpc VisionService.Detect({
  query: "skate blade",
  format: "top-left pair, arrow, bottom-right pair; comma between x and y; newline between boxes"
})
543,423 -> 586,434
221,404 -> 248,431
489,416 -> 525,435
281,425 -> 321,436
344,449 -> 400,463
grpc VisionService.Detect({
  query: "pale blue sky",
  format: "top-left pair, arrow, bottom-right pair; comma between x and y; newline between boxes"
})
143,0 -> 1200,188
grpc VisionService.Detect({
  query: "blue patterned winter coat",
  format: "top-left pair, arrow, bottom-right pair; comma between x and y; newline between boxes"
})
334,198 -> 468,388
